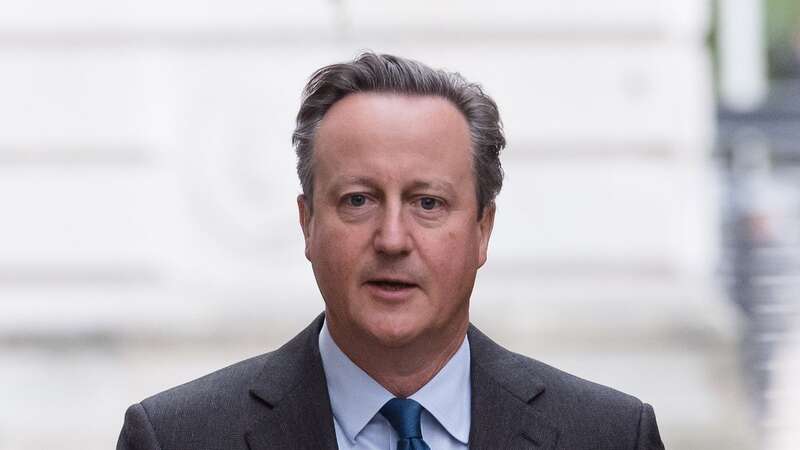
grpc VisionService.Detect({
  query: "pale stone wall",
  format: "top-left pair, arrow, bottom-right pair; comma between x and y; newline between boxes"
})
0,1 -> 753,448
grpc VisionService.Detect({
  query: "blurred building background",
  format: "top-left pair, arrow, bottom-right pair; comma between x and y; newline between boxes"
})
717,0 -> 800,448
0,0 -> 797,448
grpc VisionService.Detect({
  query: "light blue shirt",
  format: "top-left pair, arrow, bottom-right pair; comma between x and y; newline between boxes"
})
318,320 -> 471,450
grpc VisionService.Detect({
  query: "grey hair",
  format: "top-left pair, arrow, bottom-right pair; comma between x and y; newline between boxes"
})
292,52 -> 505,219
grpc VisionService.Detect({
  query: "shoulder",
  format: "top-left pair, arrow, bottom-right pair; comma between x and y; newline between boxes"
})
468,324 -> 658,446
138,351 -> 273,422
469,324 -> 642,411
120,316 -> 326,449
512,350 -> 644,413
118,351 -> 278,450
120,337 -> 321,450
138,314 -> 324,422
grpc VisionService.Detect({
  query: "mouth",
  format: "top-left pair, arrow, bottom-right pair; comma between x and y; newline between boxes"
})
364,278 -> 419,296
365,279 -> 417,291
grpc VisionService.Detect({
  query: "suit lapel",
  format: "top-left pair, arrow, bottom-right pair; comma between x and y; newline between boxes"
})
245,314 -> 339,450
241,317 -> 560,449
468,325 -> 560,449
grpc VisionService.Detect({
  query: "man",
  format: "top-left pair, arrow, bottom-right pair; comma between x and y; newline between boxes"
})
117,53 -> 665,450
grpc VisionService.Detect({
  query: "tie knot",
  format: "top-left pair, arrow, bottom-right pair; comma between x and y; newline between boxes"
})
379,398 -> 424,439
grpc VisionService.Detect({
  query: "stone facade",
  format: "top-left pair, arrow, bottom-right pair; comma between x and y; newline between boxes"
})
0,1 -> 752,448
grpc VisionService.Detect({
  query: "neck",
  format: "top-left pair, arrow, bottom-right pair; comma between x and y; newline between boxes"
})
326,315 -> 468,398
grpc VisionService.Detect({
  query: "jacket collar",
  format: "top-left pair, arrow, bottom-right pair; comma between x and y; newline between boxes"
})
243,314 -> 560,449
467,324 -> 561,449
245,313 -> 339,450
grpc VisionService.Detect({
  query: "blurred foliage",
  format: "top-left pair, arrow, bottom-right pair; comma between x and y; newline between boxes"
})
766,0 -> 800,78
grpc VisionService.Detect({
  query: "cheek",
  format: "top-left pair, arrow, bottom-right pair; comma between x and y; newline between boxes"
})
423,227 -> 481,287
311,223 -> 363,284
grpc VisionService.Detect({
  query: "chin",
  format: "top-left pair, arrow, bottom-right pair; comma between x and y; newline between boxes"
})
364,316 -> 427,349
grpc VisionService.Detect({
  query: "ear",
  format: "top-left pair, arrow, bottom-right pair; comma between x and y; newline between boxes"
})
477,203 -> 495,268
297,194 -> 313,261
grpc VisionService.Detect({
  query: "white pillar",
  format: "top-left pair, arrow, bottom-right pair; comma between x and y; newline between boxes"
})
718,0 -> 768,111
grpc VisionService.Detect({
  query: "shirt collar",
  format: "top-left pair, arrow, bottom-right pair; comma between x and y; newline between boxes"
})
319,320 -> 394,444
318,319 -> 471,445
410,334 -> 471,444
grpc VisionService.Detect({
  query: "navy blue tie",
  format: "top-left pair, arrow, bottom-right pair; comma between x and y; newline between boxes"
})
379,398 -> 432,450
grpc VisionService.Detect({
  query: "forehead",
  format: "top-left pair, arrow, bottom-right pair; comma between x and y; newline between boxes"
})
312,93 -> 473,183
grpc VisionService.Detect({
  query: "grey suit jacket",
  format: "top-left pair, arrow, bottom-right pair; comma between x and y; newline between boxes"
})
117,314 -> 665,449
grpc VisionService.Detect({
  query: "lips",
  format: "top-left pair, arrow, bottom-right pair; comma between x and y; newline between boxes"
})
363,277 -> 419,300
366,279 -> 417,291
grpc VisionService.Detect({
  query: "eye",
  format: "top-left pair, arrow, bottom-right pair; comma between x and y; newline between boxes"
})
346,194 -> 367,207
418,197 -> 440,210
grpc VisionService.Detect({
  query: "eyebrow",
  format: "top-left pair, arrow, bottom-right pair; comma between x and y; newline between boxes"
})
407,179 -> 457,195
329,176 -> 379,191
329,176 -> 456,195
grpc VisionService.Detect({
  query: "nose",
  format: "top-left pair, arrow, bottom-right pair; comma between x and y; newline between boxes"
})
373,203 -> 412,256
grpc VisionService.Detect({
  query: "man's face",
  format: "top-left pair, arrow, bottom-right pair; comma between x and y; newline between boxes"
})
298,93 -> 494,349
